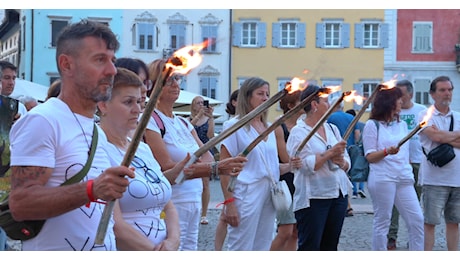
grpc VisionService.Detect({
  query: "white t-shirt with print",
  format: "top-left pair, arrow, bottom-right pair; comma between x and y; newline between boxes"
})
105,141 -> 172,246
399,102 -> 426,164
10,98 -> 116,251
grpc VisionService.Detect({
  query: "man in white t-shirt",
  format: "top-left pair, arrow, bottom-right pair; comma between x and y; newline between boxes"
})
418,76 -> 460,251
387,79 -> 426,250
0,61 -> 27,119
8,20 -> 134,251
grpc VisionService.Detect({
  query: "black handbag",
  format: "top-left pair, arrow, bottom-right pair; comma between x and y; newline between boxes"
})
0,124 -> 98,241
423,115 -> 455,167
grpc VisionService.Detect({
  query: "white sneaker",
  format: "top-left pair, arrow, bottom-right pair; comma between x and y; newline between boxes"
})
352,195 -> 358,199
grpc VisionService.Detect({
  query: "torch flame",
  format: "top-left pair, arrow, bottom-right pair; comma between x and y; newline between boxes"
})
343,90 -> 364,105
165,41 -> 208,75
319,85 -> 341,97
380,79 -> 397,90
286,77 -> 307,93
420,106 -> 435,127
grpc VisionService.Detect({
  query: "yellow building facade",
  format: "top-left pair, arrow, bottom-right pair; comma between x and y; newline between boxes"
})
231,9 -> 385,122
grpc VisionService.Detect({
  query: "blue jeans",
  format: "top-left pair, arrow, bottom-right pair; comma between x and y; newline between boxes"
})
352,182 -> 364,195
295,193 -> 348,251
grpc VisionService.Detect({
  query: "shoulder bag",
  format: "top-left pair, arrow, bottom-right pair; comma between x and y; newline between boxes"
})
423,115 -> 455,167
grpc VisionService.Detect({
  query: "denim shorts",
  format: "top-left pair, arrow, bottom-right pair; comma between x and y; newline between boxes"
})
422,185 -> 460,225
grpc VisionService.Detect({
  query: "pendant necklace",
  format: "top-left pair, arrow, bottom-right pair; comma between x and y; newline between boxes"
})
72,112 -> 92,155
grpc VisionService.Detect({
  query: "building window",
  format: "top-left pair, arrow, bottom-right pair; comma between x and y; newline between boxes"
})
414,78 -> 431,105
202,25 -> 217,53
51,20 -> 69,47
412,22 -> 433,53
353,81 -> 379,111
243,22 -> 257,46
232,20 -> 266,48
321,79 -> 343,103
136,23 -> 155,51
169,24 -> 186,50
272,21 -> 306,48
200,77 -> 217,99
316,20 -> 350,49
355,21 -> 389,49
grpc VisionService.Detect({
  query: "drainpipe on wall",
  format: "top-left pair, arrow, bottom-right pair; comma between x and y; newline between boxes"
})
30,9 -> 34,81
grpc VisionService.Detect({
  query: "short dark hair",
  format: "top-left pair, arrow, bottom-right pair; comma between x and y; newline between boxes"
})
115,58 -> 149,80
279,89 -> 301,114
300,84 -> 320,113
396,79 -> 414,94
430,75 -> 454,93
0,60 -> 17,72
55,19 -> 120,74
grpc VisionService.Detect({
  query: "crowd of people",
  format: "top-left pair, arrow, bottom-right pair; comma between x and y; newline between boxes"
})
1,19 -> 460,251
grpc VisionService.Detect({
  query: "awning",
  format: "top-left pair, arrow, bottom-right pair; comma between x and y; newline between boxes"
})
11,79 -> 49,102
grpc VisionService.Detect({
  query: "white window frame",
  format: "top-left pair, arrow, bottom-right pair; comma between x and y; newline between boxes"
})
280,22 -> 297,47
414,78 -> 432,105
325,22 -> 341,48
48,16 -> 71,47
363,22 -> 380,48
242,22 -> 258,47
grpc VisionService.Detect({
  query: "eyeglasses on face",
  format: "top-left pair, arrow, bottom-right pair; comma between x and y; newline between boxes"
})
165,75 -> 182,86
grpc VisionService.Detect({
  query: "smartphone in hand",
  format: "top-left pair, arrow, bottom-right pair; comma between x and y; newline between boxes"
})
203,100 -> 209,108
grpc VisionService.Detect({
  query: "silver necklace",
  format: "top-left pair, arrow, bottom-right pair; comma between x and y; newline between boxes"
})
72,112 -> 92,152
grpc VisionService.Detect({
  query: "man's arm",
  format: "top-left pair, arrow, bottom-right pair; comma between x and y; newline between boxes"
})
420,126 -> 460,147
9,165 -> 133,221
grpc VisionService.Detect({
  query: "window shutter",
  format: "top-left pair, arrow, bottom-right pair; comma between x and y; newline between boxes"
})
316,23 -> 324,48
379,23 -> 389,48
232,22 -> 242,47
354,23 -> 363,48
353,83 -> 363,110
258,22 -> 266,47
297,22 -> 306,48
210,77 -> 217,99
341,23 -> 350,48
178,24 -> 186,49
272,22 -> 281,47
200,77 -> 207,96
202,25 -> 210,38
132,24 -> 136,46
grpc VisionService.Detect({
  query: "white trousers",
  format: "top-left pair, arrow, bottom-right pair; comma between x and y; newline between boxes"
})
227,178 -> 276,250
174,201 -> 201,251
368,174 -> 424,250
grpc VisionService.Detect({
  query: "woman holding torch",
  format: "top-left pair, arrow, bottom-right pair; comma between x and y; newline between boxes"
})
362,87 -> 424,250
286,85 -> 351,251
143,59 -> 247,251
219,77 -> 301,250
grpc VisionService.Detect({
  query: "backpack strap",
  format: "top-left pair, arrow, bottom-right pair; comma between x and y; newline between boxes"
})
151,111 -> 188,139
152,110 -> 166,138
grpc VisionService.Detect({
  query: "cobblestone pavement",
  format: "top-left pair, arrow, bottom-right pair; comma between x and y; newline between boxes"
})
198,179 -> 455,251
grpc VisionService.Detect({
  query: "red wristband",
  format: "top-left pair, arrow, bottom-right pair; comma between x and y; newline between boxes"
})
86,180 -> 96,208
383,148 -> 388,156
215,197 -> 235,208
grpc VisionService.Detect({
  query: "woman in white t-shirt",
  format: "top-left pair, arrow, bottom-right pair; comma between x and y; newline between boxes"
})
362,86 -> 424,251
143,59 -> 247,251
98,67 -> 191,250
